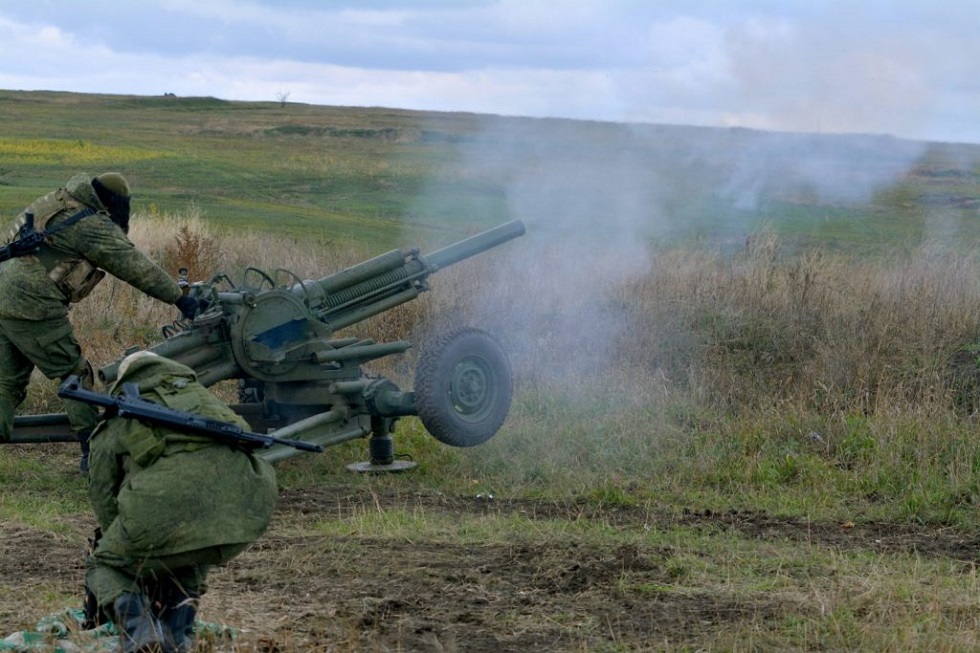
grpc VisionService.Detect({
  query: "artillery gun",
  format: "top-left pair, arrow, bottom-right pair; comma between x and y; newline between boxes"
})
12,219 -> 526,471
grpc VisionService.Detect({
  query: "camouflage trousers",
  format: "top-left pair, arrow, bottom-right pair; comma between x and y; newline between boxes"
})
86,520 -> 249,610
0,315 -> 99,441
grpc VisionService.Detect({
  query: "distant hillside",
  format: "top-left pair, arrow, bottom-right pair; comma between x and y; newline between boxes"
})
0,89 -> 978,253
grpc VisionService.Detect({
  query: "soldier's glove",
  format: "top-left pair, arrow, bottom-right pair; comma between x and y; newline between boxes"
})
175,296 -> 200,320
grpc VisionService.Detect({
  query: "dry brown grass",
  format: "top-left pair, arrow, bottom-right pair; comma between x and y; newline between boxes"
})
613,234 -> 980,417
25,212 -> 980,435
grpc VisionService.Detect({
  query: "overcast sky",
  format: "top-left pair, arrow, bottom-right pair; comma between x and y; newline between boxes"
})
1,1 -> 979,144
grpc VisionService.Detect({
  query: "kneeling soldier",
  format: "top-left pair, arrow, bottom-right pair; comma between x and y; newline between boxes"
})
84,352 -> 278,653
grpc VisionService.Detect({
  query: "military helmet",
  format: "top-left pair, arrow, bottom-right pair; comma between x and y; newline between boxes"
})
92,172 -> 132,232
111,351 -> 197,395
94,172 -> 130,198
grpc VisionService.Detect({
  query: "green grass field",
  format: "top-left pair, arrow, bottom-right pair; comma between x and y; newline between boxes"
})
3,89 -> 979,253
0,90 -> 517,247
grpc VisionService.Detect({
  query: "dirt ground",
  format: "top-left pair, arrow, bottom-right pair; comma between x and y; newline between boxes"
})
2,480 -> 979,652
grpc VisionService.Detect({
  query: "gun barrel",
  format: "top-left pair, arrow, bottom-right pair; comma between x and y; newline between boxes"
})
425,219 -> 525,270
316,249 -> 411,296
304,219 -> 525,332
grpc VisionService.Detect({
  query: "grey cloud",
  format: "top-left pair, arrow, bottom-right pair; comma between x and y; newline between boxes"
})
1,0 -> 979,142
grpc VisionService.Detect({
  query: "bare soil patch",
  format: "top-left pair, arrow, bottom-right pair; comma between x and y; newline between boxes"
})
2,483 -> 977,651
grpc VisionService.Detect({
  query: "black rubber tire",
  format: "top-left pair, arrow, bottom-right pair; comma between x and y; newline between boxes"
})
414,327 -> 512,447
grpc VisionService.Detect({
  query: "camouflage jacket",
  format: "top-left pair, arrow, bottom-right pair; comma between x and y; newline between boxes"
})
87,356 -> 278,557
0,173 -> 182,320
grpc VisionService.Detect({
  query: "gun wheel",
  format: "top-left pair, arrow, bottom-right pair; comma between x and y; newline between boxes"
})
414,327 -> 512,447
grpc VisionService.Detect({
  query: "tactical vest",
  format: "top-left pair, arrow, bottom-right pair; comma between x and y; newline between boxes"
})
3,188 -> 106,302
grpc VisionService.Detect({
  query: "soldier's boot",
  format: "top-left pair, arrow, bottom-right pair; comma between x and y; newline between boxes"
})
113,592 -> 168,653
160,596 -> 198,653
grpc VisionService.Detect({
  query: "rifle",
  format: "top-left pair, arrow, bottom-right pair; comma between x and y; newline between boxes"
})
58,375 -> 323,452
0,213 -> 45,262
0,208 -> 99,263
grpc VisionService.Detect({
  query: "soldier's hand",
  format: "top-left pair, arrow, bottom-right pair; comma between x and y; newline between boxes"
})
175,296 -> 199,320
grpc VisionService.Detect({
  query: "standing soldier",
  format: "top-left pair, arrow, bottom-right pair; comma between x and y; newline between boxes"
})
0,172 -> 199,470
84,351 -> 278,653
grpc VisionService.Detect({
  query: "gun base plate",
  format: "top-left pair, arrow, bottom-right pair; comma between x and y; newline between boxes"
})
346,460 -> 417,473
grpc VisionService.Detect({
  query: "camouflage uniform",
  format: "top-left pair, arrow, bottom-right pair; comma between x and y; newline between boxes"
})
0,173 -> 184,447
86,352 -> 278,652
